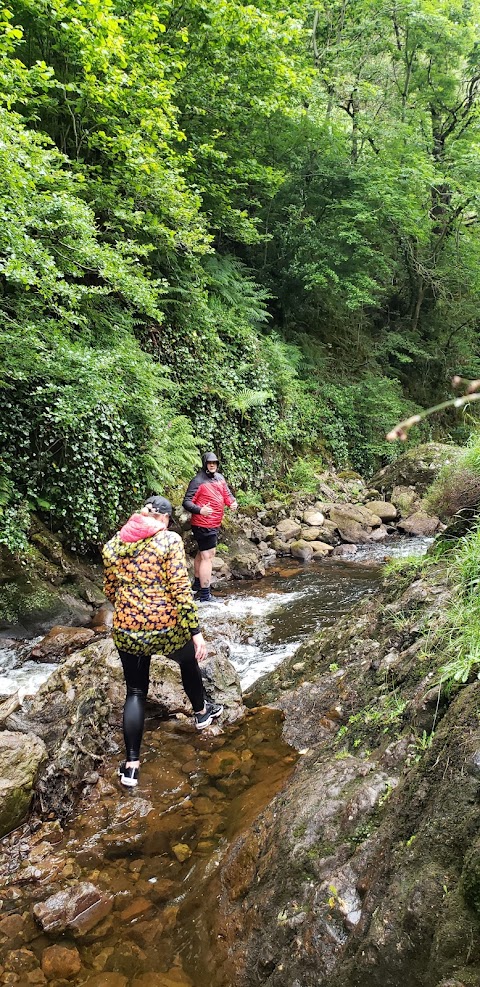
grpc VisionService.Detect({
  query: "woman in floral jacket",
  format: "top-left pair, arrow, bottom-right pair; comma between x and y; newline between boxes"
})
102,495 -> 223,787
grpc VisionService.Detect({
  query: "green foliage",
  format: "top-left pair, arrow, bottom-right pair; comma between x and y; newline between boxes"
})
1,0 -> 480,550
283,457 -> 324,495
425,433 -> 480,520
430,522 -> 480,688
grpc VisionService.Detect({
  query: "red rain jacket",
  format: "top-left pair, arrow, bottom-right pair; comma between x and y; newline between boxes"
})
183,468 -> 235,529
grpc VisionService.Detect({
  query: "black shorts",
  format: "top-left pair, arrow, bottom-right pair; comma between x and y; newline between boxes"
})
192,526 -> 219,551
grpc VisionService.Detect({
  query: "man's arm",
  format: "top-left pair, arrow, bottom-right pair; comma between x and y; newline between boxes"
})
183,474 -> 202,514
221,476 -> 237,509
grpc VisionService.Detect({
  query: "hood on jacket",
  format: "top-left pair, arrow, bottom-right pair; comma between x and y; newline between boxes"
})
202,451 -> 220,472
118,513 -> 167,543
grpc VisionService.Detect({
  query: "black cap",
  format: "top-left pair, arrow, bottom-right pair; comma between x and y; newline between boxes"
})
144,495 -> 173,516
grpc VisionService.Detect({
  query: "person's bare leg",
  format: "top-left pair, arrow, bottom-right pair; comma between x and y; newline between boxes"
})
199,548 -> 215,587
194,551 -> 201,579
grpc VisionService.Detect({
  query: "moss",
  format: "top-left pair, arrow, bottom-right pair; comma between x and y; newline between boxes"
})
0,579 -> 59,625
461,837 -> 480,914
0,784 -> 32,838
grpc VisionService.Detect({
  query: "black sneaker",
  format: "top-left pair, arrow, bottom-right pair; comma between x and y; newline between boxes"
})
118,761 -> 139,788
195,702 -> 223,730
206,701 -> 223,721
192,577 -> 201,593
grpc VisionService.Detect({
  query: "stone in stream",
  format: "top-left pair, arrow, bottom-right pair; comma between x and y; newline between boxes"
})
309,541 -> 334,557
33,882 -> 113,936
397,511 -> 441,536
41,944 -> 82,979
290,540 -> 313,561
0,730 -> 47,837
30,625 -> 95,661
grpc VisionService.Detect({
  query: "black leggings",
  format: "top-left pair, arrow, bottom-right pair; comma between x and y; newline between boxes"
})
118,640 -> 205,761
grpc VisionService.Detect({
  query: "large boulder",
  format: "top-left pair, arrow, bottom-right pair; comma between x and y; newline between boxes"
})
229,550 -> 266,580
397,512 -> 441,536
217,532 -> 266,579
150,651 -> 244,723
329,504 -> 382,543
0,730 -> 47,837
390,484 -> 421,517
371,443 -> 461,495
364,500 -> 398,522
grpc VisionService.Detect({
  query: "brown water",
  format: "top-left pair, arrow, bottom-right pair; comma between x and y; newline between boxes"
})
0,708 -> 296,986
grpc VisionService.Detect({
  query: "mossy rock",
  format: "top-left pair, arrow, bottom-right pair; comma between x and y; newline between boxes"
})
461,835 -> 480,913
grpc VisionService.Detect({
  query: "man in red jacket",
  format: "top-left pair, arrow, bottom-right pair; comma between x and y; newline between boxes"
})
183,452 -> 237,602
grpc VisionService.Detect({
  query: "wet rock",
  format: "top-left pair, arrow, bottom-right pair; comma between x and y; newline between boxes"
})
229,549 -> 265,580
270,537 -> 291,555
309,541 -> 334,557
275,519 -> 302,542
119,898 -> 153,921
5,638 -> 120,822
33,882 -> 113,936
0,731 -> 47,837
90,604 -> 113,630
132,970 -> 193,987
41,944 -> 81,979
332,544 -> 358,557
30,625 -> 95,661
364,500 -> 397,521
4,949 -> 39,975
290,540 -> 313,562
171,843 -> 192,862
369,524 -> 389,541
150,651 -> 244,724
205,749 -> 242,777
397,511 -> 441,536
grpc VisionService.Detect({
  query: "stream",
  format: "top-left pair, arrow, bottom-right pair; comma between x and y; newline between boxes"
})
0,536 -> 431,986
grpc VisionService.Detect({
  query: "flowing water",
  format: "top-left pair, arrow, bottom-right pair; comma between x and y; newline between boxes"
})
205,537 -> 433,689
0,536 -> 432,985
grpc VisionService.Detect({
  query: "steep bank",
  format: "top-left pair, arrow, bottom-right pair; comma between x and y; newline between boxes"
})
210,554 -> 480,987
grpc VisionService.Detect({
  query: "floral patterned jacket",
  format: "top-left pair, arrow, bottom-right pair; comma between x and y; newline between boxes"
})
102,518 -> 199,655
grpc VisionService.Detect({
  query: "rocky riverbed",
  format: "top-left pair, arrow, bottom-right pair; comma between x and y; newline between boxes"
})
0,442 -> 476,986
